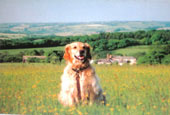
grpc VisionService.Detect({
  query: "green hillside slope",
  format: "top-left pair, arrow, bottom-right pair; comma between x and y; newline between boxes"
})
112,45 -> 151,56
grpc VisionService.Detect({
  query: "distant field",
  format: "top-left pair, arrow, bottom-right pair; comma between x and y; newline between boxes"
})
112,45 -> 151,56
0,21 -> 170,36
0,46 -> 64,54
0,33 -> 26,39
0,63 -> 169,114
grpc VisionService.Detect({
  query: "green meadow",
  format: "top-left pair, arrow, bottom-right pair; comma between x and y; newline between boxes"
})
0,46 -> 64,55
0,63 -> 169,114
112,45 -> 151,56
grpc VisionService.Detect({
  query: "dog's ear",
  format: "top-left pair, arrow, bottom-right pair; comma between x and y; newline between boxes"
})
85,43 -> 92,60
64,44 -> 72,62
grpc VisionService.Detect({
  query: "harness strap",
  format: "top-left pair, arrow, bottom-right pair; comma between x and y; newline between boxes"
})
76,73 -> 81,100
72,64 -> 89,73
72,64 -> 90,101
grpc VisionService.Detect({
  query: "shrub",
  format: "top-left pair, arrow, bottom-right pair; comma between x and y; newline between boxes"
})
45,50 -> 64,64
27,57 -> 41,63
28,50 -> 41,56
0,52 -> 22,63
137,45 -> 170,64
162,54 -> 170,64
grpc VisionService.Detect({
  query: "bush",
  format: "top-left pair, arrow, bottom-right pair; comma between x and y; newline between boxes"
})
27,57 -> 41,63
162,54 -> 170,64
46,50 -> 64,64
137,45 -> 170,64
137,55 -> 150,64
49,55 -> 60,64
0,53 -> 22,63
28,50 -> 41,56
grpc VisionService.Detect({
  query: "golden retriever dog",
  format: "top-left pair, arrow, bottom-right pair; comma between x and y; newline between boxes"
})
58,42 -> 106,106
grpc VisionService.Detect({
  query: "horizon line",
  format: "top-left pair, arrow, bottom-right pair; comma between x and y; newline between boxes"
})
1,20 -> 170,24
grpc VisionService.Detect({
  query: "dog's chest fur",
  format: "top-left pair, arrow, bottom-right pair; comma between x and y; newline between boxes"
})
64,64 -> 95,83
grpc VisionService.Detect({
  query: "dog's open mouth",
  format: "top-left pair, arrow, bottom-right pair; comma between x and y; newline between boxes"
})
75,55 -> 85,61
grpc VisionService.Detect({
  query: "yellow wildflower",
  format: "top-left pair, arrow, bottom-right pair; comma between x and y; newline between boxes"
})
110,108 -> 114,111
32,84 -> 37,88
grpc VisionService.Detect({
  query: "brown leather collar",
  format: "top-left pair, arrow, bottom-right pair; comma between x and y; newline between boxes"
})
72,64 -> 90,73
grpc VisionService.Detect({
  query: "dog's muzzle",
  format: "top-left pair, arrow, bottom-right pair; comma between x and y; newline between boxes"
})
74,50 -> 86,61
74,55 -> 85,61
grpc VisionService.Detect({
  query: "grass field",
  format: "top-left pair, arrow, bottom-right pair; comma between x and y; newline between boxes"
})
0,63 -> 169,114
0,46 -> 64,55
112,45 -> 151,56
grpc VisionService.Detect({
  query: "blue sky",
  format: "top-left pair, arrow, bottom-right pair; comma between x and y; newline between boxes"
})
0,0 -> 170,23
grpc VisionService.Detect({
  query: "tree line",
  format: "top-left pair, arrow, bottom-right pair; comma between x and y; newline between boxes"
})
1,30 -> 170,51
0,49 -> 64,64
0,30 -> 170,64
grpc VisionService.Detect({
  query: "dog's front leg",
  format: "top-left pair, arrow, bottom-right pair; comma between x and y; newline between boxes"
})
80,78 -> 97,105
58,74 -> 77,106
80,75 -> 88,104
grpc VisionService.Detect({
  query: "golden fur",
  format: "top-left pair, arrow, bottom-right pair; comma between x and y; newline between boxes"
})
58,42 -> 106,106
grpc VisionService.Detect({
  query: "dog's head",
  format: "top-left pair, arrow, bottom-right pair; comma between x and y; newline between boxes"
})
64,42 -> 91,63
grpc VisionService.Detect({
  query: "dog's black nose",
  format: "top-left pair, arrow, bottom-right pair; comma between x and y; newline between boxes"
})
80,50 -> 85,55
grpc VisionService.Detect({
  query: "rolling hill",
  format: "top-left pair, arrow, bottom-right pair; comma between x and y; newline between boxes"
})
0,21 -> 170,38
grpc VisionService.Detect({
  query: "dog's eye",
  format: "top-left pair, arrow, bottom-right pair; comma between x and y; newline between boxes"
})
73,46 -> 77,49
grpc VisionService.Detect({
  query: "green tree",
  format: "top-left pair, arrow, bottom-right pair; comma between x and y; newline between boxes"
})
162,54 -> 170,64
137,45 -> 170,64
151,32 -> 161,44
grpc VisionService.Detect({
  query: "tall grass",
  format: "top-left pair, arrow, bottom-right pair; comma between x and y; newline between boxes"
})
0,63 -> 169,114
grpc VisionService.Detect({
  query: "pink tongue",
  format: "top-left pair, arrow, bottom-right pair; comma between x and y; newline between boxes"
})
78,56 -> 84,60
